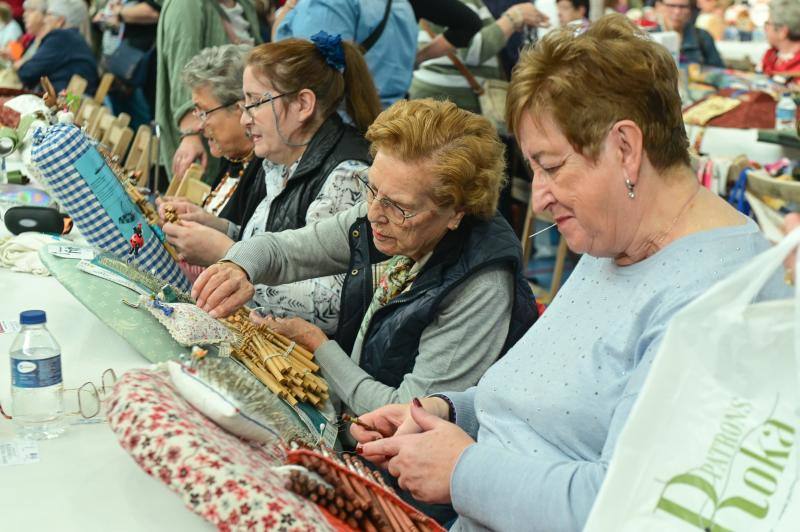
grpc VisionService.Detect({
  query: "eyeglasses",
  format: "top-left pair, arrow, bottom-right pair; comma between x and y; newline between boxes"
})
355,170 -> 421,225
662,2 -> 691,10
238,91 -> 296,120
0,368 -> 118,422
192,101 -> 237,122
64,368 -> 118,420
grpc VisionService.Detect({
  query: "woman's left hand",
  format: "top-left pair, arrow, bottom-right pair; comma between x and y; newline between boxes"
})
163,220 -> 234,266
250,312 -> 328,353
359,399 -> 475,504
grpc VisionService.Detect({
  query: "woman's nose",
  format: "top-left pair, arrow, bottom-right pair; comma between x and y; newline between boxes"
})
530,178 -> 554,215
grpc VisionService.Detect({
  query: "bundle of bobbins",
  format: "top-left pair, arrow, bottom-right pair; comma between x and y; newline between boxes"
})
222,308 -> 330,408
285,442 -> 444,532
162,205 -> 179,224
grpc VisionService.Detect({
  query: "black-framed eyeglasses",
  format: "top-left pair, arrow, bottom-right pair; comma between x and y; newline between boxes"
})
238,91 -> 296,120
192,100 -> 237,122
355,170 -> 421,225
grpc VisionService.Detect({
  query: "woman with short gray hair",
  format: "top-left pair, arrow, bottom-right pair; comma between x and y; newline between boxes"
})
158,44 -> 265,267
762,0 -> 800,76
16,0 -> 98,93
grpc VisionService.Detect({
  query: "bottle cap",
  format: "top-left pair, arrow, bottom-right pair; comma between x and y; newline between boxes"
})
19,310 -> 46,325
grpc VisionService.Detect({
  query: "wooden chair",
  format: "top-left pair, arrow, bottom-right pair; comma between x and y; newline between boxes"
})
74,99 -> 101,128
125,125 -> 153,186
65,74 -> 88,97
98,113 -> 131,145
93,73 -> 115,104
166,163 -> 209,205
105,124 -> 134,161
85,105 -> 110,138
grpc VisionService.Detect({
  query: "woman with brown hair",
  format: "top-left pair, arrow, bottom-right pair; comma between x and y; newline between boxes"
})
347,15 -> 785,531
172,32 -> 380,336
192,98 -> 538,416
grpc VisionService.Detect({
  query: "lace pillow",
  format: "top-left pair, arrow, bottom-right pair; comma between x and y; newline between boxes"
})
167,359 -> 317,445
141,297 -> 238,347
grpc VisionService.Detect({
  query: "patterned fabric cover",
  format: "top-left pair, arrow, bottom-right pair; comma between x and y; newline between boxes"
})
108,367 -> 333,531
142,300 -> 238,347
30,123 -> 189,291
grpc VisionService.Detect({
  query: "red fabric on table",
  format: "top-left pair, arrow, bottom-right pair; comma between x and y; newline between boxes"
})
107,367 -> 333,531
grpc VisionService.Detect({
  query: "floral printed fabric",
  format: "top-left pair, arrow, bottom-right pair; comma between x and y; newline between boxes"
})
143,300 -> 238,347
245,159 -> 367,335
108,367 -> 333,531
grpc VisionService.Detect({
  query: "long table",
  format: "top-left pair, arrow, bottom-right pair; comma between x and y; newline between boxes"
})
0,247 -> 209,530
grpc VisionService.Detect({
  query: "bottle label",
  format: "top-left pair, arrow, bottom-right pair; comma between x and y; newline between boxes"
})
777,108 -> 796,121
11,355 -> 62,388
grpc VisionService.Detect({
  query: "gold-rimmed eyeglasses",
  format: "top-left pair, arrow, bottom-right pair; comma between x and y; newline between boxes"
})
64,368 -> 118,420
355,170 -> 422,226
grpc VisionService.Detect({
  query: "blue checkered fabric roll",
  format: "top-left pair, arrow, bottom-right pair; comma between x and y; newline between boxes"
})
31,124 -> 190,291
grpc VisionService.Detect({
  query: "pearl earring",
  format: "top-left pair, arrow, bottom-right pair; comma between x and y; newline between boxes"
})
625,178 -> 635,199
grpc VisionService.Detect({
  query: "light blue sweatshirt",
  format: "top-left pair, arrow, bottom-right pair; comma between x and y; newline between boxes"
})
444,219 -> 788,531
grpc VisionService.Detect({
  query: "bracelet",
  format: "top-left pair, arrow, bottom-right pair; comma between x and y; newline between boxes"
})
179,130 -> 201,139
503,7 -> 524,32
429,393 -> 456,424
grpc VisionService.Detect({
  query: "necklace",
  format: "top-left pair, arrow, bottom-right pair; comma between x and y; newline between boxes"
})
227,149 -> 255,164
655,184 -> 702,248
202,154 -> 253,214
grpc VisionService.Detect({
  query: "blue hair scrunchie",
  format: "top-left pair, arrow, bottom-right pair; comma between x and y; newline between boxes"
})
310,31 -> 346,74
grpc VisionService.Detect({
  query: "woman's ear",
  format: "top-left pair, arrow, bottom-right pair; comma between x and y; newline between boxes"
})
294,88 -> 317,125
610,119 -> 644,185
448,210 -> 466,230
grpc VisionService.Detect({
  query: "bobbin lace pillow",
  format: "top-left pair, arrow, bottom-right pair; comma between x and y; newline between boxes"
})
141,298 -> 238,347
107,367 -> 332,531
166,358 -> 316,445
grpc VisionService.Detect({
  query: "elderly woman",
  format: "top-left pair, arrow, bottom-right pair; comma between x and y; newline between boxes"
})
175,34 -> 380,335
16,0 -> 97,93
410,0 -> 549,114
351,16 -> 786,531
556,0 -> 589,28
159,45 -> 265,263
656,0 -> 723,67
761,0 -> 800,76
193,98 -> 538,415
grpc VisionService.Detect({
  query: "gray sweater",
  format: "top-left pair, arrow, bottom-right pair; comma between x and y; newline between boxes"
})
225,202 -> 513,414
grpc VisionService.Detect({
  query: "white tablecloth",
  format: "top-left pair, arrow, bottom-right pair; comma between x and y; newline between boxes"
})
716,40 -> 770,66
0,241 -> 209,530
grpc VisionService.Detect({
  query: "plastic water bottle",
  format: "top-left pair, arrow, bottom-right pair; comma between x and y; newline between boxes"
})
776,93 -> 798,132
10,310 -> 65,439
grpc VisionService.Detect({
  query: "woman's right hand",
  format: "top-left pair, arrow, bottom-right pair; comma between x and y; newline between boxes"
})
513,3 -> 551,28
192,261 -> 254,318
172,134 -> 207,181
156,197 -> 200,222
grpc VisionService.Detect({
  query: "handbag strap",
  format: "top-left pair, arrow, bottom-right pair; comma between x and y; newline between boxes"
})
420,20 -> 484,96
361,0 -> 393,52
208,0 -> 245,45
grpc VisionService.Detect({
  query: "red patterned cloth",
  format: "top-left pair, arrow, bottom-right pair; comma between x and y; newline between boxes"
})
107,368 -> 333,532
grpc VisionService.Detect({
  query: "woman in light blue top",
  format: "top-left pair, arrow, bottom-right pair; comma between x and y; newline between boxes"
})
352,15 -> 788,531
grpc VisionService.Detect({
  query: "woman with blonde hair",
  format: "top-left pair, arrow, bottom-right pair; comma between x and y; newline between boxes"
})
193,97 -> 538,416
350,15 -> 786,531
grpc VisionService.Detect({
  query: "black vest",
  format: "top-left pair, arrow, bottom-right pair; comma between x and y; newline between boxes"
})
336,213 -> 539,388
263,114 -> 370,233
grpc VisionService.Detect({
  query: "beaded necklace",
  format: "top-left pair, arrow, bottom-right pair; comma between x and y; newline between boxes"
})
203,150 -> 254,215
